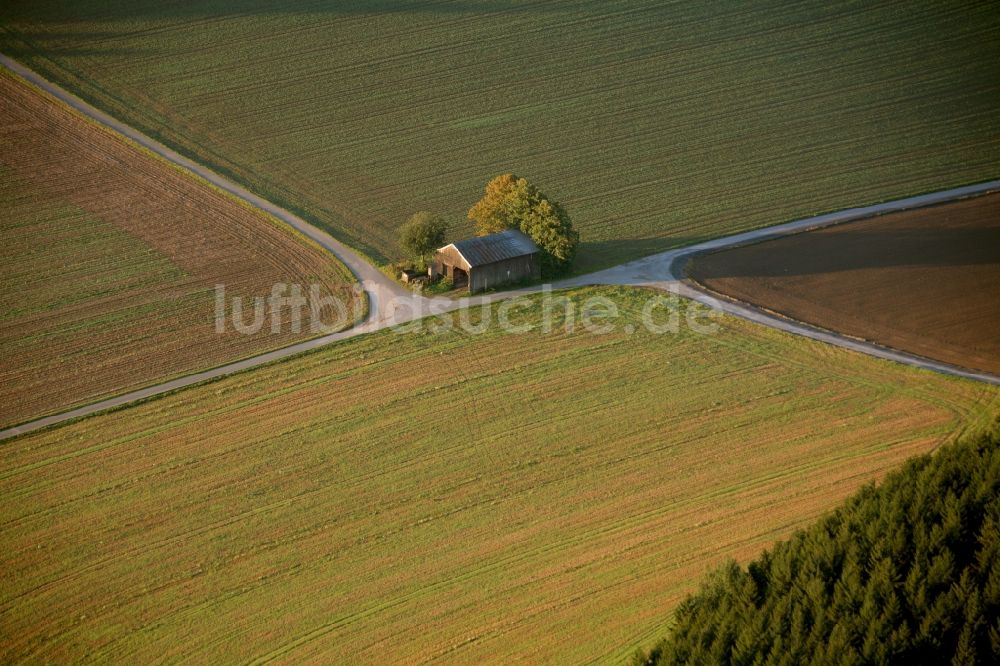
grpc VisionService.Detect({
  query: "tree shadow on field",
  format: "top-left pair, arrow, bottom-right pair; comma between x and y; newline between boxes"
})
689,221 -> 1000,281
572,236 -> 701,274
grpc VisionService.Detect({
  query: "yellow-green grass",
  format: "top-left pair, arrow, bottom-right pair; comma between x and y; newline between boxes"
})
0,71 -> 357,429
2,1 -> 997,272
2,287 -> 996,663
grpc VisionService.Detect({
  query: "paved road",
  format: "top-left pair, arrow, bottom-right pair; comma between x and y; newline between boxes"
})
564,181 -> 1000,388
1,54 -> 997,441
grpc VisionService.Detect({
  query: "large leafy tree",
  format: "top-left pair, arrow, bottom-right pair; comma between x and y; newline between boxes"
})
468,174 -> 578,274
399,211 -> 447,269
467,173 -> 523,235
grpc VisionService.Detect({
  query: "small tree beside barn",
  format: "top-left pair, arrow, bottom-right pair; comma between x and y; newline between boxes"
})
399,211 -> 447,270
430,228 -> 540,293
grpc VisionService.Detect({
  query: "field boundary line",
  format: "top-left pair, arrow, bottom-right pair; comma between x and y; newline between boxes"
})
0,53 -> 420,315
1,52 -> 997,442
553,180 -> 1000,389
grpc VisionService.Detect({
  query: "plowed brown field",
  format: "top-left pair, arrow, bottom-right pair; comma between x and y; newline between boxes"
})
688,193 -> 1000,375
0,71 -> 357,428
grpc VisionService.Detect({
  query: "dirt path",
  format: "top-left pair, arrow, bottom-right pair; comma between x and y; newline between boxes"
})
560,181 -> 1000,388
1,53 -> 997,441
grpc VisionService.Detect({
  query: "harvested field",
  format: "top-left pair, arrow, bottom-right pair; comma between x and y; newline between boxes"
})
2,287 -> 996,663
2,2 -> 998,271
0,71 -> 357,428
688,192 -> 1000,376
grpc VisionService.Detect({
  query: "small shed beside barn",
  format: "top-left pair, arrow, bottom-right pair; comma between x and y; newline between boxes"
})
430,229 -> 541,293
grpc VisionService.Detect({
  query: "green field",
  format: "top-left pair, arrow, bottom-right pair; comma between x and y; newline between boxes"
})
2,1 -> 998,271
3,287 -> 997,663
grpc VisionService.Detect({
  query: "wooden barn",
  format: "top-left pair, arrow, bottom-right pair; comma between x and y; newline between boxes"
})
430,229 -> 541,293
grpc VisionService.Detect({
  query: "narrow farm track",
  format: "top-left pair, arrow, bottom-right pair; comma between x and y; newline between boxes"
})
0,67 -> 360,429
0,53 -> 425,321
1,52 -> 998,443
564,181 -> 1000,387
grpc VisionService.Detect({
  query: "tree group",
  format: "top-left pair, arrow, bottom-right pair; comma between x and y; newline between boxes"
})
468,173 -> 578,275
635,421 -> 1000,665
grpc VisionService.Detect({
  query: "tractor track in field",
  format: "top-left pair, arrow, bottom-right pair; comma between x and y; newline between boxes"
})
1,52 -> 997,442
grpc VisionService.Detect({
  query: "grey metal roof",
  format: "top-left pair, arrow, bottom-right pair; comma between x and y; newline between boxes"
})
448,229 -> 539,267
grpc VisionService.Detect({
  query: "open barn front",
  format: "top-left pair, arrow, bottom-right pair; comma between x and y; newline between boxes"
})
431,229 -> 540,294
452,266 -> 469,289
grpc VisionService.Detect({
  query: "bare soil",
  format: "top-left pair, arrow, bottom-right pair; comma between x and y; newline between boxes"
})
0,72 -> 356,427
688,192 -> 1000,375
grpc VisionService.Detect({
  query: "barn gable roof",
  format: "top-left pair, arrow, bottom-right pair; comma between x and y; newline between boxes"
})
446,229 -> 539,267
